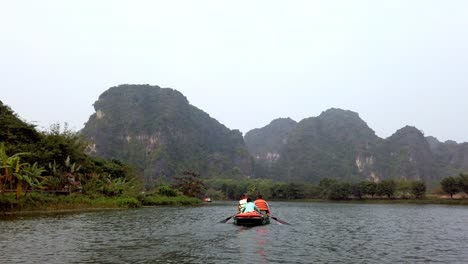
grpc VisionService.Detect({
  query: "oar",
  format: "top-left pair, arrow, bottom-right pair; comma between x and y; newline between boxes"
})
219,214 -> 237,223
271,216 -> 291,225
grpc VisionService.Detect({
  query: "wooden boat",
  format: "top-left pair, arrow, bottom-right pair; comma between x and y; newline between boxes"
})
233,211 -> 270,226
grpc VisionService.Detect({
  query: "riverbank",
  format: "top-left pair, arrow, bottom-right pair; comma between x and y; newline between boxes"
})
0,192 -> 202,214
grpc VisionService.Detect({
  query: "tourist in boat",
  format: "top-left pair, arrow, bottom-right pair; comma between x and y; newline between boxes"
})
254,195 -> 270,216
238,194 -> 247,213
241,197 -> 261,214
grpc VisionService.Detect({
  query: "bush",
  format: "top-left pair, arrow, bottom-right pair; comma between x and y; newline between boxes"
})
441,176 -> 460,198
377,179 -> 396,198
327,182 -> 351,200
410,180 -> 426,199
156,185 -> 178,197
116,196 -> 141,208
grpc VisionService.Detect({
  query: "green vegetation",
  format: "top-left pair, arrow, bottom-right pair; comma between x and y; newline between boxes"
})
440,173 -> 468,198
3,87 -> 468,213
0,100 -> 201,213
204,176 -> 467,205
204,177 -> 430,201
0,192 -> 140,211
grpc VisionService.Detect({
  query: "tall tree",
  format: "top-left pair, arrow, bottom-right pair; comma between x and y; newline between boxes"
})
173,171 -> 205,198
410,180 -> 426,199
441,176 -> 460,198
377,179 -> 396,198
458,173 -> 468,195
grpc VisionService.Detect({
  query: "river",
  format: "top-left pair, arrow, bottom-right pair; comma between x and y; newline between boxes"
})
1,202 -> 467,263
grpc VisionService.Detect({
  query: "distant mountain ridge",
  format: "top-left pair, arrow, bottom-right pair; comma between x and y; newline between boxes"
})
245,109 -> 468,183
5,86 -> 466,186
79,84 -> 467,184
81,85 -> 252,184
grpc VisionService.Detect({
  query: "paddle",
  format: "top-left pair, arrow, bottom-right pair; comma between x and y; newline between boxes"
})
271,216 -> 291,225
219,214 -> 237,223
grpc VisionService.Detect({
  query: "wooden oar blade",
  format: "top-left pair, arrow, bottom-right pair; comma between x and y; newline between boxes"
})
219,214 -> 236,223
271,216 -> 291,225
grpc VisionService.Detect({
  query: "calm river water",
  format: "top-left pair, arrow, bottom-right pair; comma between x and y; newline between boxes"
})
1,202 -> 467,263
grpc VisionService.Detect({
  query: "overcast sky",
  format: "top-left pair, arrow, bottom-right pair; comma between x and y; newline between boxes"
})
1,0 -> 467,142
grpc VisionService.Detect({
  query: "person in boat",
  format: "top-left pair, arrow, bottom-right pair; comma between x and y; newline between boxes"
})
241,197 -> 261,214
238,194 -> 247,213
254,195 -> 270,216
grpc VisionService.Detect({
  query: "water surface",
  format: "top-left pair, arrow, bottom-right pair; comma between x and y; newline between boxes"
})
1,202 -> 467,263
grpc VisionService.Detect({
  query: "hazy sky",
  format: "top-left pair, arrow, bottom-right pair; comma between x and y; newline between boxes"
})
1,1 -> 467,142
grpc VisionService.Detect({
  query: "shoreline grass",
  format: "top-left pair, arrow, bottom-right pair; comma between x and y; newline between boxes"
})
0,192 -> 202,215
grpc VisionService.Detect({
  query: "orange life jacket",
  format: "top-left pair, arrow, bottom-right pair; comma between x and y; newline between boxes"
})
254,199 -> 270,212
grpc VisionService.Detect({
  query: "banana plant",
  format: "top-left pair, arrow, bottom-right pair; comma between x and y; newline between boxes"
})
13,162 -> 45,199
0,143 -> 29,191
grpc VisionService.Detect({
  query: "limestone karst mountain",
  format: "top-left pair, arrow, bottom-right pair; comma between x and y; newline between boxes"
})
245,109 -> 468,183
81,85 -> 253,184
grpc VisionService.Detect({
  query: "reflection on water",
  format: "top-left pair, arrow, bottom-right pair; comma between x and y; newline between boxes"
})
237,226 -> 270,264
1,202 -> 468,263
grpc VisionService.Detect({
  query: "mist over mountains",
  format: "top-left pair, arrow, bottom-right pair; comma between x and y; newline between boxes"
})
75,85 -> 468,184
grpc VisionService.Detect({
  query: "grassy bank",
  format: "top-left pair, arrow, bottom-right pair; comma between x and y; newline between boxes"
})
0,192 -> 202,214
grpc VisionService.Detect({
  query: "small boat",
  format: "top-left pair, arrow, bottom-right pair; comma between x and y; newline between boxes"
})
203,197 -> 212,202
233,211 -> 270,226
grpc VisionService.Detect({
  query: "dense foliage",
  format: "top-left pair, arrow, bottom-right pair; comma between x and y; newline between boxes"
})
1,100 -> 200,210
0,122 -> 140,200
440,173 -> 468,198
204,177 -> 428,201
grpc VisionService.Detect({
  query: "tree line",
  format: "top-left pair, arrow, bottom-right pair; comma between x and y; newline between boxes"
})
440,173 -> 468,198
202,177 -> 429,201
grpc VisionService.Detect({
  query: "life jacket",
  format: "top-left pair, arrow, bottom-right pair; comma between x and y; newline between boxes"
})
254,199 -> 269,212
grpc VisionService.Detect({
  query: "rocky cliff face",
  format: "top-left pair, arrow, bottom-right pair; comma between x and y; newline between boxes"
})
269,109 -> 380,182
244,118 -> 297,177
372,126 -> 435,181
81,85 -> 253,183
426,136 -> 468,177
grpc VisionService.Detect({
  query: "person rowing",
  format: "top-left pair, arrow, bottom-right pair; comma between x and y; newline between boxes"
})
254,194 -> 270,216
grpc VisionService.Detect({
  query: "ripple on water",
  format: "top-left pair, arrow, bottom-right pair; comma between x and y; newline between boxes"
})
1,202 -> 468,263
